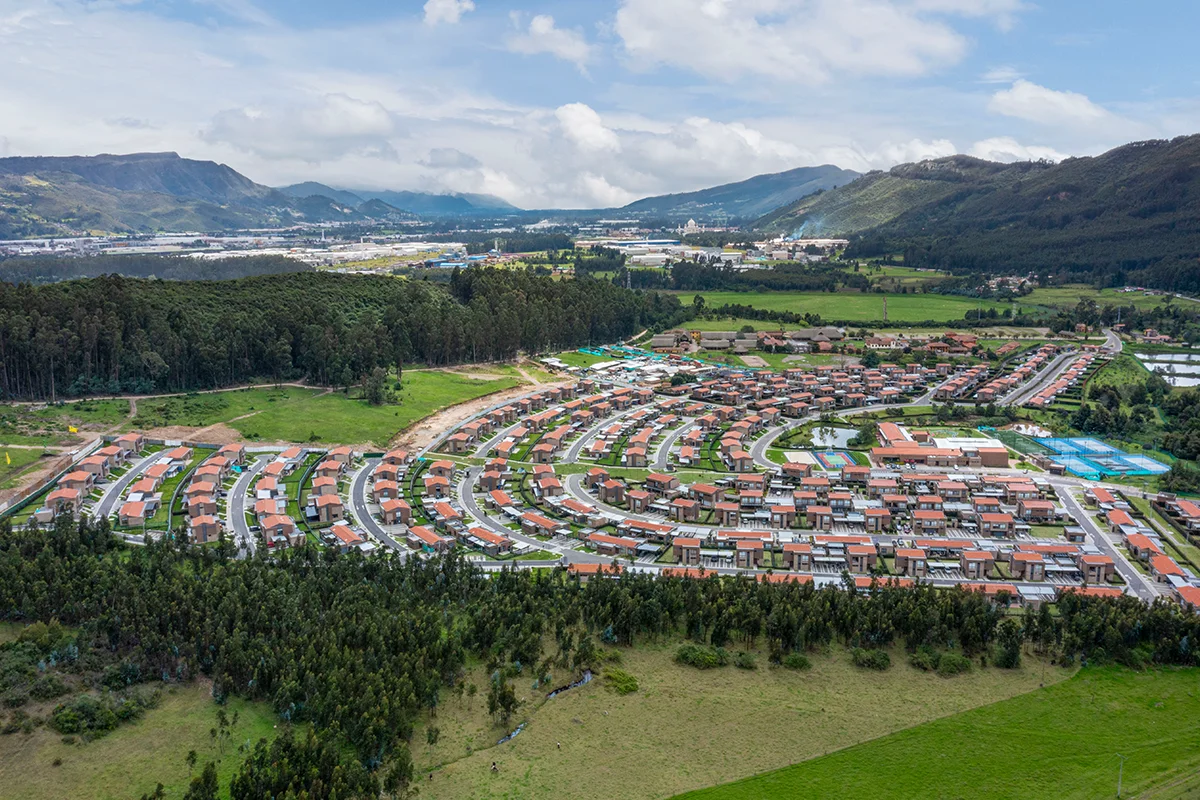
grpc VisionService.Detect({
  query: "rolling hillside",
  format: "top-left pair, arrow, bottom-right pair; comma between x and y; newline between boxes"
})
0,153 -> 412,237
755,136 -> 1200,289
621,164 -> 860,220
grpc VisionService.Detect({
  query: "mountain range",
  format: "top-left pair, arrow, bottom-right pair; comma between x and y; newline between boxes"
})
0,153 -> 420,238
276,183 -> 518,216
618,164 -> 860,220
755,135 -> 1200,285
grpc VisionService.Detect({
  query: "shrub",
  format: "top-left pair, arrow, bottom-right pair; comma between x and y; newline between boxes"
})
936,652 -> 972,677
909,645 -> 940,672
30,674 -> 69,701
675,644 -> 730,670
2,690 -> 28,709
781,653 -> 812,671
851,648 -> 891,671
603,668 -> 639,695
734,652 -> 757,670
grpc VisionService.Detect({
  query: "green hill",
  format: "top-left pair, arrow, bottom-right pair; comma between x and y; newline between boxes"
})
756,136 -> 1200,291
0,152 -> 411,237
621,164 -> 860,221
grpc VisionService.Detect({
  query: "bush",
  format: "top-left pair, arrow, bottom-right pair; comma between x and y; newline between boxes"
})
2,690 -> 28,709
781,653 -> 812,671
30,674 -> 69,701
676,644 -> 730,670
734,652 -> 757,670
851,648 -> 891,671
909,646 -> 940,672
603,668 -> 639,695
936,652 -> 972,677
50,688 -> 159,738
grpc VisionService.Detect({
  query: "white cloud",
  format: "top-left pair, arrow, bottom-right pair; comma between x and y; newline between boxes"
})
979,65 -> 1023,84
423,0 -> 474,26
615,0 -> 982,84
555,103 -> 620,152
910,0 -> 1025,30
969,136 -> 1069,162
204,94 -> 397,161
506,13 -> 594,71
988,80 -> 1111,127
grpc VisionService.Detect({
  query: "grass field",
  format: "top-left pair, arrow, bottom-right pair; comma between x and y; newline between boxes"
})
678,666 -> 1200,800
0,447 -> 51,489
1024,285 -> 1174,311
676,291 -> 1030,323
0,398 -> 130,446
0,681 -> 277,800
416,642 -> 1066,800
131,370 -> 524,446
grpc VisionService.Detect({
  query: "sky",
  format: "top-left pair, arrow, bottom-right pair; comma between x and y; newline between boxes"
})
2,0 -> 1199,208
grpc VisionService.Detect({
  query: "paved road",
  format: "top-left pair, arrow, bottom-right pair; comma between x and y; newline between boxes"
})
652,420 -> 695,470
348,459 -> 408,552
1055,481 -> 1159,601
1002,349 -> 1079,407
93,450 -> 165,519
227,455 -> 271,556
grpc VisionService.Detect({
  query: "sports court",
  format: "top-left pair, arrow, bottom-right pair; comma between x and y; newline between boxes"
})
815,450 -> 856,470
1035,437 -> 1169,478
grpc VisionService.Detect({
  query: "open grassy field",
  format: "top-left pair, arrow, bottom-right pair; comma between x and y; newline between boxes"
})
0,681 -> 277,800
676,291 -> 1031,323
678,666 -> 1200,800
0,398 -> 130,446
415,642 -> 1066,800
0,447 -> 51,489
131,369 -> 524,446
1024,285 -> 1174,311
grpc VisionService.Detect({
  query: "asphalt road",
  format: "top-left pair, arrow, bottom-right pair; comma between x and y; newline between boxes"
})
93,450 -> 166,519
348,458 -> 408,552
227,454 -> 270,556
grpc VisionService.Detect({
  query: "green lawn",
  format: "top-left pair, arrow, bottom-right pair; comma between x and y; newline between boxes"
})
677,666 -> 1200,800
675,291 -> 1035,323
0,681 -> 277,800
132,370 -> 524,446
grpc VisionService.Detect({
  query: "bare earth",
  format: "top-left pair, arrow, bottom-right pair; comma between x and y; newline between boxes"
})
390,378 -> 571,452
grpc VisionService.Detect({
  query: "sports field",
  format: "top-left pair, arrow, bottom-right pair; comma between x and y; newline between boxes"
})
677,666 -> 1200,800
678,291 -> 1030,323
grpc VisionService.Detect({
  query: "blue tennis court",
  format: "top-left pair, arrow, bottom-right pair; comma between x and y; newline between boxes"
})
1035,437 -> 1169,478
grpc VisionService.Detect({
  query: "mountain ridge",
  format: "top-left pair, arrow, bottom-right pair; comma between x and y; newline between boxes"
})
619,164 -> 861,220
755,135 -> 1200,289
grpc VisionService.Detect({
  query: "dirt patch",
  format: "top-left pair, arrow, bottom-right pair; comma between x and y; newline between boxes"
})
0,447 -> 86,506
390,379 -> 572,452
142,423 -> 246,445
739,355 -> 769,368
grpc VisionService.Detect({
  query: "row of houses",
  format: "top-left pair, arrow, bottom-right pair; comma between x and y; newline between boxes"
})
1026,351 -> 1103,408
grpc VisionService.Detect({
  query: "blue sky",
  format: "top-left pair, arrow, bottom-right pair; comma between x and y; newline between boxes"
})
2,0 -> 1198,207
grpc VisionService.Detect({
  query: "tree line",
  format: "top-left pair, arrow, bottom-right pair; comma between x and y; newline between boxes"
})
0,268 -> 686,400
3,518 -> 1199,797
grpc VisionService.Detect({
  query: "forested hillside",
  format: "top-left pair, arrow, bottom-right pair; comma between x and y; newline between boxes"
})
757,136 -> 1200,291
0,269 -> 685,399
2,519 -> 1198,797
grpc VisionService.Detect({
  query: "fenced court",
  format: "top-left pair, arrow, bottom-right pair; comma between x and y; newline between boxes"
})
1035,437 -> 1169,478
815,450 -> 856,470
